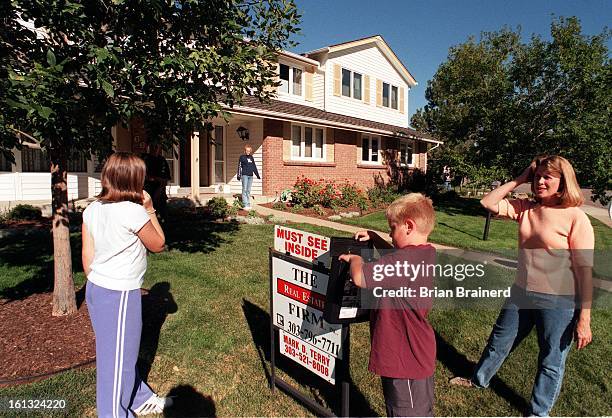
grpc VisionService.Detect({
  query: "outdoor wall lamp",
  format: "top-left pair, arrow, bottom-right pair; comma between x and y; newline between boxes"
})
236,126 -> 249,141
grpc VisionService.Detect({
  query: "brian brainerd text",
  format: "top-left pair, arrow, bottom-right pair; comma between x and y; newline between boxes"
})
373,286 -> 512,298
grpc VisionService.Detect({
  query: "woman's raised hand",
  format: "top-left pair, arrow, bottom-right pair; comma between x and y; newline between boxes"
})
516,162 -> 536,184
143,190 -> 153,211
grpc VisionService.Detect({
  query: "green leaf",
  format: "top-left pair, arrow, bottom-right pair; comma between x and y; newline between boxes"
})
47,50 -> 56,66
4,98 -> 31,110
38,106 -> 53,119
102,81 -> 114,98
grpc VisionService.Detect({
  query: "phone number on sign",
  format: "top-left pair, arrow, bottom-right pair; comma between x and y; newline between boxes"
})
287,320 -> 340,357
283,344 -> 331,377
0,398 -> 67,410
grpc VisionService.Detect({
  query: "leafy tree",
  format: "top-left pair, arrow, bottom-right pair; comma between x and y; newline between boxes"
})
1,0 -> 300,315
412,17 -> 611,204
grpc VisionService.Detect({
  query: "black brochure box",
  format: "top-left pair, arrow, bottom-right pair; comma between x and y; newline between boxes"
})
323,237 -> 373,324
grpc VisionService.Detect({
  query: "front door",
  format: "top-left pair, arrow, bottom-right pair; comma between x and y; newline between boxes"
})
211,125 -> 225,184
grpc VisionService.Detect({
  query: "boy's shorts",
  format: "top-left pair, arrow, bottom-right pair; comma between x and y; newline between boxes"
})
381,375 -> 434,417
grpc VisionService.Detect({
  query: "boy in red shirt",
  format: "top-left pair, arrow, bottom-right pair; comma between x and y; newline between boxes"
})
340,193 -> 436,416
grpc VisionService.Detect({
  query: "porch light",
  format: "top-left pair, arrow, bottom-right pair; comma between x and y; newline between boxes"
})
236,126 -> 249,141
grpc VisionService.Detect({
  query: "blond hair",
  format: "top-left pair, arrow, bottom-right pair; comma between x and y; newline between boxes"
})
98,152 -> 145,204
244,144 -> 253,153
386,193 -> 435,234
532,155 -> 583,207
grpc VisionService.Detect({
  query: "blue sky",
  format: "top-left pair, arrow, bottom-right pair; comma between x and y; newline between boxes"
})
289,0 -> 610,124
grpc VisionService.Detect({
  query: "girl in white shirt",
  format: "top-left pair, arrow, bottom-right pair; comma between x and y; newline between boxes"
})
82,152 -> 169,417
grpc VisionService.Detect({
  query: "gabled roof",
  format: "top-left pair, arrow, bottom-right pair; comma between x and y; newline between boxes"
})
303,35 -> 417,87
229,96 -> 441,144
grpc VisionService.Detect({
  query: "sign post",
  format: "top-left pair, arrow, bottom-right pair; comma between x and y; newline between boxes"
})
269,226 -> 351,417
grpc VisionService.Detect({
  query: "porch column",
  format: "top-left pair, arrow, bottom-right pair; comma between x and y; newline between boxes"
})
190,131 -> 200,200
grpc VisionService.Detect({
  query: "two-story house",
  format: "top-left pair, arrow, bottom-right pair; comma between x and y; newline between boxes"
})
0,35 -> 440,203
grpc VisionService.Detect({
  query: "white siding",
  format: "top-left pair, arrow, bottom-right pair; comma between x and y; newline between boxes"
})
0,172 -> 99,202
0,173 -> 17,201
20,173 -> 51,200
324,45 -> 410,127
312,67 -> 325,109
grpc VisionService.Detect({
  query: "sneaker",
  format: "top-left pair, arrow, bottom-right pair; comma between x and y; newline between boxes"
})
243,206 -> 252,210
449,376 -> 474,387
133,394 -> 173,415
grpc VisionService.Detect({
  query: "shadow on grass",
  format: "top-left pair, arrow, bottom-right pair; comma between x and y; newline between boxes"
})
138,282 -> 178,381
163,384 -> 216,417
163,214 -> 241,253
242,299 -> 377,417
435,331 -> 530,415
433,195 -> 488,217
0,230 -> 85,301
437,222 -> 482,240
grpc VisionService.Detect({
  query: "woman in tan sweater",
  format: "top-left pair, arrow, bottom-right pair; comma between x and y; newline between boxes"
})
451,155 -> 594,417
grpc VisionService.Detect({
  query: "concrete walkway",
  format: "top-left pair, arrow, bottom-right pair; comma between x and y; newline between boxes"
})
253,204 -> 612,292
581,205 -> 612,228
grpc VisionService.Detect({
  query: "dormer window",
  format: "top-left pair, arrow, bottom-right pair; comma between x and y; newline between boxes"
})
382,82 -> 399,110
341,68 -> 363,100
279,63 -> 303,96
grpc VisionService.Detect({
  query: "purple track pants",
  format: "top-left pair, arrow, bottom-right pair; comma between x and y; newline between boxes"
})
86,280 -> 155,418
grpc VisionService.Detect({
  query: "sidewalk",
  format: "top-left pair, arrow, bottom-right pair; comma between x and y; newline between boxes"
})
253,204 -> 612,292
581,205 -> 612,228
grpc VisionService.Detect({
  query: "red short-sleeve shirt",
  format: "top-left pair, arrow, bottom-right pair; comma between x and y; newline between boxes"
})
362,244 -> 436,379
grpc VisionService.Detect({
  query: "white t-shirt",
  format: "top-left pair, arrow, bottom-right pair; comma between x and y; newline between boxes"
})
83,200 -> 150,291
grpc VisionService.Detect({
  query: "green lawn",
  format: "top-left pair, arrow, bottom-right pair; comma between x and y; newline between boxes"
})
0,215 -> 610,416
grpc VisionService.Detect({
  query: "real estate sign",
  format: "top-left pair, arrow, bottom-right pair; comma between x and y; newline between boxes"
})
271,227 -> 342,385
272,256 -> 342,359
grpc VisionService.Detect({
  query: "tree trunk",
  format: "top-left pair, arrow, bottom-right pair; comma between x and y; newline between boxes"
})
50,152 -> 77,316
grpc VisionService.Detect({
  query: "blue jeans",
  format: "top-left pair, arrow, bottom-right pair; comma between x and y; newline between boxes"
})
241,175 -> 253,207
472,286 -> 577,416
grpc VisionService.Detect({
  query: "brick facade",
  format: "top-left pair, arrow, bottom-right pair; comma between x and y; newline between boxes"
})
261,118 -> 426,197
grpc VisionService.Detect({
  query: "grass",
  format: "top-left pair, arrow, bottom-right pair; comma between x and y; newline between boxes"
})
0,215 -> 610,416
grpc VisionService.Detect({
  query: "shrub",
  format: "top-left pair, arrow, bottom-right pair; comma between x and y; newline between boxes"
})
367,185 -> 400,207
356,195 -> 368,212
291,176 -> 343,208
338,181 -> 364,207
290,204 -> 304,213
206,197 -> 229,218
233,197 -> 244,209
247,210 -> 258,218
313,205 -> 326,216
272,201 -> 286,211
291,176 -> 318,207
227,205 -> 238,216
7,204 -> 42,221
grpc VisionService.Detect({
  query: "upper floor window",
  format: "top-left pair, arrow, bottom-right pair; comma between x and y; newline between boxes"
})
291,124 -> 325,160
341,68 -> 362,100
279,63 -> 303,96
399,140 -> 413,166
361,135 -> 380,163
382,82 -> 399,110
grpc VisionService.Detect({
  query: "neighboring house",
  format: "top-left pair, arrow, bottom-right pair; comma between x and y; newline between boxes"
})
0,35 -> 441,203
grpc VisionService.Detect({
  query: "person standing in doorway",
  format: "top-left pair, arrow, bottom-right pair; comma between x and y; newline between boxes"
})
143,144 -> 171,221
237,144 -> 260,210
